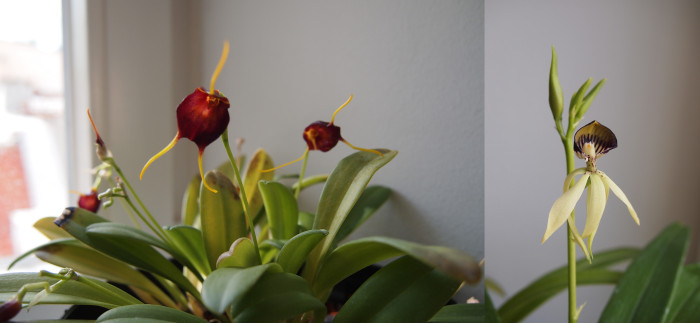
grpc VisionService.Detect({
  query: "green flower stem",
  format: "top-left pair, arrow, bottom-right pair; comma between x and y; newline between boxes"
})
221,129 -> 262,264
294,150 -> 310,199
107,177 -> 142,229
563,127 -> 578,323
108,159 -> 171,244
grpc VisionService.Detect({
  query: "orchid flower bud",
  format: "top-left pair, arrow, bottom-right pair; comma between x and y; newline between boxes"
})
140,41 -> 231,193
77,189 -> 101,213
0,298 -> 21,322
263,95 -> 383,172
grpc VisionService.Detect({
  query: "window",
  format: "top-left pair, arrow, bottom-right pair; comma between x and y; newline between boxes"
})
0,0 -> 69,271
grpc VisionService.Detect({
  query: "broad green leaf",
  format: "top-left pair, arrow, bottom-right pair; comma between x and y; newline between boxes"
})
298,211 -> 315,231
85,223 -> 169,252
0,273 -> 140,309
242,148 -> 275,220
217,238 -> 261,268
56,208 -> 198,298
313,236 -> 480,299
428,304 -> 484,323
277,230 -> 328,274
97,304 -> 207,323
8,239 -> 174,308
164,225 -> 211,276
181,174 -> 201,226
201,264 -> 282,314
259,239 -> 284,264
498,247 -> 638,322
229,272 -> 325,323
332,185 -> 391,247
33,217 -> 72,240
664,264 -> 700,323
258,180 -> 298,240
334,256 -> 460,323
200,170 -> 246,270
303,150 -> 397,282
600,223 -> 689,323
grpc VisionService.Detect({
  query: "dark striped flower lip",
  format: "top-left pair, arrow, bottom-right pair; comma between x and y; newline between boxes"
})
574,120 -> 617,160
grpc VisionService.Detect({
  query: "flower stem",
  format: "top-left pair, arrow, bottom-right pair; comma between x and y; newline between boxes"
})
221,129 -> 262,263
294,150 -> 310,199
563,130 -> 578,323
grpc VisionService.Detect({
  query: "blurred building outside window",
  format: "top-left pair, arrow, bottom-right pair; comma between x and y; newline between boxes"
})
0,0 -> 69,272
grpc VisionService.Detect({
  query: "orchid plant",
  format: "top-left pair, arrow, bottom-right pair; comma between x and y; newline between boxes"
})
489,47 -> 700,323
0,42 -> 483,323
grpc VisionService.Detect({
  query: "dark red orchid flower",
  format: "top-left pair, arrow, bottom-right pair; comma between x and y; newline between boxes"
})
77,189 -> 101,213
0,298 -> 21,322
263,95 -> 383,172
140,42 -> 231,193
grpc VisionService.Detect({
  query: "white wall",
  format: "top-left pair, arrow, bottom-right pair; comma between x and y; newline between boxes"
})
486,1 -> 700,322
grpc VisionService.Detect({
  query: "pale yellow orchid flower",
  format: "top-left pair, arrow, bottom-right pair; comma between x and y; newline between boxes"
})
542,121 -> 639,258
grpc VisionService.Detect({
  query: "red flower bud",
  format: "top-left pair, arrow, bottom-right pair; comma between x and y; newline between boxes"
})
0,298 -> 21,322
77,189 -> 101,213
140,41 -> 231,193
303,121 -> 341,152
263,95 -> 383,173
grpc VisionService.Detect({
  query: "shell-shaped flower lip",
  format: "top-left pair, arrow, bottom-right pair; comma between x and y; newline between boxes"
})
574,120 -> 617,160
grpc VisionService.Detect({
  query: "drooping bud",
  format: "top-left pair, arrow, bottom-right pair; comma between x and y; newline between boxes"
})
0,298 -> 21,322
77,189 -> 101,213
87,109 -> 112,162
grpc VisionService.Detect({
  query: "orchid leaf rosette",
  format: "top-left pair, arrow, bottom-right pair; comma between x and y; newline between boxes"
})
542,120 -> 639,259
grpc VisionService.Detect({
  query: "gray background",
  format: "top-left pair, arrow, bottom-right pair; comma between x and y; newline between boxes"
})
486,1 -> 700,322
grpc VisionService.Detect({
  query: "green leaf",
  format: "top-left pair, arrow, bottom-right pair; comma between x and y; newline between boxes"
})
181,174 -> 201,226
97,304 -> 208,323
0,273 -> 140,309
485,289 -> 501,323
298,211 -> 315,231
313,236 -> 481,299
498,247 -> 639,322
200,170 -> 247,270
164,225 -> 211,276
664,264 -> 700,323
201,263 -> 283,314
56,208 -> 198,298
600,223 -> 689,323
277,230 -> 328,274
334,256 -> 460,323
428,304 -> 484,323
33,217 -> 73,240
8,239 -> 175,308
229,272 -> 325,323
85,223 -> 169,251
332,185 -> 391,247
243,148 -> 275,220
217,237 -> 261,268
258,180 -> 298,240
303,150 -> 397,282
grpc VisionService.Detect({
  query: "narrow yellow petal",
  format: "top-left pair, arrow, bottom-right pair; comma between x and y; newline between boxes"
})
261,149 -> 308,173
562,167 -> 587,192
567,216 -> 591,262
209,41 -> 230,93
140,135 -> 179,180
582,174 -> 607,238
599,171 -> 639,225
341,139 -> 384,157
199,153 -> 217,193
330,94 -> 353,125
542,173 -> 591,243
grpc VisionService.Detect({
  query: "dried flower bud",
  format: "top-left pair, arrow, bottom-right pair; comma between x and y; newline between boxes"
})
77,189 -> 101,213
0,298 -> 21,322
